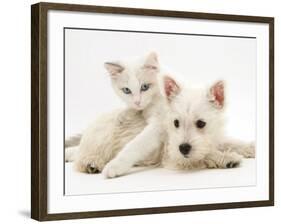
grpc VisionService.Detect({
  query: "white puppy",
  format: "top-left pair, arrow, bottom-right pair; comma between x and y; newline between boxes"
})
160,76 -> 251,170
104,76 -> 254,176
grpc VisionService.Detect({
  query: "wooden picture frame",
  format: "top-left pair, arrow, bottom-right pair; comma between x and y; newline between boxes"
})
31,2 -> 274,221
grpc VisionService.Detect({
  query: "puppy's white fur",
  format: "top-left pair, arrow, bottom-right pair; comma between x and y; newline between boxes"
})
160,78 -> 245,170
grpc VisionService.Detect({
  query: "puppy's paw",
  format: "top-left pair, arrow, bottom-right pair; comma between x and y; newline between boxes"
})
204,159 -> 218,169
223,152 -> 242,169
226,161 -> 240,168
86,163 -> 100,174
240,142 -> 255,158
102,159 -> 130,178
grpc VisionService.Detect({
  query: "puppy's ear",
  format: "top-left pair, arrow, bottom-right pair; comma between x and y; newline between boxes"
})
208,80 -> 225,109
163,75 -> 181,101
104,62 -> 124,77
143,52 -> 159,71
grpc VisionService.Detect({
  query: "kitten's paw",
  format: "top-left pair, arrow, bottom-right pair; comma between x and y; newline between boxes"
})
223,152 -> 242,169
86,162 -> 100,174
102,159 -> 130,178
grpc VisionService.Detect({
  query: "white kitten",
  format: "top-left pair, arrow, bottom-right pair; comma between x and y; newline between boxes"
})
101,53 -> 168,178
74,52 -> 164,173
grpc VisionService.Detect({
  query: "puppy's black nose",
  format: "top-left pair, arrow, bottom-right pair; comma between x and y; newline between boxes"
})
179,143 -> 192,155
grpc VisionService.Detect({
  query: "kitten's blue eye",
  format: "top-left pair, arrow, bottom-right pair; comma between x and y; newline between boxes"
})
141,83 -> 150,91
121,87 -> 132,94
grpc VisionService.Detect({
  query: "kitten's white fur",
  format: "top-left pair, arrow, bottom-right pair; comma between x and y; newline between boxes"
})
101,53 -> 169,178
105,52 -> 161,111
74,52 -> 164,173
74,109 -> 157,173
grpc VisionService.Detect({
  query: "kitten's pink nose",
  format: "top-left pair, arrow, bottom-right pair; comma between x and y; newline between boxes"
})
134,101 -> 141,106
133,95 -> 141,106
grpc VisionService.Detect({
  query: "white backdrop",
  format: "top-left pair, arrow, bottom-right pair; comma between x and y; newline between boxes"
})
0,0 -> 280,224
65,29 -> 256,141
48,9 -> 266,213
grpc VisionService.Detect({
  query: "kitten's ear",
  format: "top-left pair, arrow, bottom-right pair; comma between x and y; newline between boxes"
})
163,75 -> 181,101
207,80 -> 225,109
104,62 -> 124,77
143,52 -> 159,71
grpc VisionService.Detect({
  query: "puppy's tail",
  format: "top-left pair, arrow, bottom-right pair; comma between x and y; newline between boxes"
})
65,134 -> 82,162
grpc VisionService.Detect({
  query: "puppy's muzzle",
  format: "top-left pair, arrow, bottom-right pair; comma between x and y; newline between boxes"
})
179,143 -> 192,157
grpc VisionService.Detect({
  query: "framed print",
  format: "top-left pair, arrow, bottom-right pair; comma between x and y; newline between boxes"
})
31,2 -> 274,221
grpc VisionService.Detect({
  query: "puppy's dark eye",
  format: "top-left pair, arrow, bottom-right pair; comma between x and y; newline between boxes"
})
196,120 -> 206,129
174,119 -> 179,128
